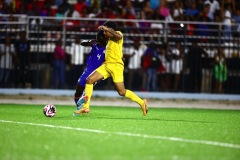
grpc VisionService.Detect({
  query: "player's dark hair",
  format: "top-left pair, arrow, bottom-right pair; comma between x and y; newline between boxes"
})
103,21 -> 117,30
97,30 -> 108,46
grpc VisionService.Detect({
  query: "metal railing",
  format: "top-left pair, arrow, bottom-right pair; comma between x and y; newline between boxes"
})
0,15 -> 239,94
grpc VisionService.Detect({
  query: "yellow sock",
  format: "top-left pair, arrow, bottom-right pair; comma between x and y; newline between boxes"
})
125,89 -> 144,106
84,84 -> 93,109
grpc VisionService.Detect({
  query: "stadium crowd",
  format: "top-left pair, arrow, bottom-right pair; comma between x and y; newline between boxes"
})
0,0 -> 240,42
0,0 -> 239,94
0,0 -> 239,41
0,0 -> 239,25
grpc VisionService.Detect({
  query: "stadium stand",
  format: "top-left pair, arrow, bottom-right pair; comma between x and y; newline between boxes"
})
0,0 -> 239,94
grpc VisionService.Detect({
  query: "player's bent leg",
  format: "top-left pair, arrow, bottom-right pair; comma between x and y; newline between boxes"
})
86,71 -> 104,84
114,82 -> 126,96
74,84 -> 85,107
75,85 -> 84,97
114,82 -> 148,116
76,95 -> 88,107
74,91 -> 90,114
82,84 -> 93,110
125,89 -> 148,116
81,71 -> 104,110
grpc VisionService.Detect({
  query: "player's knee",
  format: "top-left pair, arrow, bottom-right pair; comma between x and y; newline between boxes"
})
117,90 -> 126,97
86,77 -> 95,84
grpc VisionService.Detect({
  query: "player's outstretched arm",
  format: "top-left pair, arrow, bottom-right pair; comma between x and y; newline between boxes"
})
81,39 -> 97,46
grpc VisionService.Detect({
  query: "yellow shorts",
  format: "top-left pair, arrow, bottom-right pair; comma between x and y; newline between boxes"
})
96,63 -> 124,82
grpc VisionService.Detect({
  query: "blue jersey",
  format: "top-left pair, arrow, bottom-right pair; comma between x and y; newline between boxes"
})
86,43 -> 105,71
78,43 -> 105,87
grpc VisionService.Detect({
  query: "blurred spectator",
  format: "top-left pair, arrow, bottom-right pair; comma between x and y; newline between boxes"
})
52,39 -> 66,89
4,0 -> 13,8
222,0 -> 236,15
172,0 -> 184,21
121,1 -> 138,28
122,0 -> 136,17
0,1 -> 4,14
185,16 -> 196,36
233,8 -> 240,38
16,4 -> 27,30
125,39 -> 146,90
182,0 -> 192,11
13,0 -> 23,12
149,15 -> 164,42
204,0 -> 220,21
138,10 -> 152,35
159,0 -> 171,20
150,0 -> 160,10
141,0 -> 154,19
59,0 -> 71,13
158,43 -> 171,92
64,5 -> 80,31
170,41 -> 183,92
196,5 -> 211,43
213,47 -> 227,93
142,41 -> 160,91
44,0 -> 58,16
222,3 -> 233,40
195,0 -> 205,14
39,3 -> 57,32
187,41 -> 208,93
81,6 -> 89,18
96,7 -> 116,19
198,2 -> 211,21
209,10 -> 222,43
55,0 -> 63,7
35,0 -> 46,10
67,35 -> 84,89
40,3 -> 52,17
55,5 -> 65,24
14,31 -> 31,88
0,35 -> 15,87
88,0 -> 101,11
74,0 -> 87,16
26,0 -> 41,16
185,1 -> 199,21
100,0 -> 117,12
30,17 -> 43,34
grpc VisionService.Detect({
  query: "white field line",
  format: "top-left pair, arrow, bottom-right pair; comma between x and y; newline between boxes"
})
1,119 -> 240,149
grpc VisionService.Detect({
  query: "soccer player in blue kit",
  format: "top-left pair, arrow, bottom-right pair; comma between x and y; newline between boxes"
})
73,30 -> 108,112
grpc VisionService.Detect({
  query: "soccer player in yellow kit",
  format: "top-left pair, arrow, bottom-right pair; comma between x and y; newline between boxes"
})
75,21 -> 148,116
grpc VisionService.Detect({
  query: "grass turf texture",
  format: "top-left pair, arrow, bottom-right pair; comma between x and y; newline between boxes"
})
0,104 -> 239,160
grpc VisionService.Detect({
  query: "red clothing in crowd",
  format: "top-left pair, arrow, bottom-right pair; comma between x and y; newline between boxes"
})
54,45 -> 66,61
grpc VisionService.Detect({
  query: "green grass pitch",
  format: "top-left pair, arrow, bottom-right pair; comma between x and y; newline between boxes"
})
0,104 -> 240,160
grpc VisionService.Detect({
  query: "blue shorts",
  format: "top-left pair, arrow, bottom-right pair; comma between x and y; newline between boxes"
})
77,69 -> 92,87
77,68 -> 100,87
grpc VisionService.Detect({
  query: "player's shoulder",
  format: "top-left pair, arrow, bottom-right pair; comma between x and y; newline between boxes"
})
116,31 -> 123,35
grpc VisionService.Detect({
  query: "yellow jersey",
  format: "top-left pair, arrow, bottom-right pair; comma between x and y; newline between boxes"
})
104,31 -> 124,65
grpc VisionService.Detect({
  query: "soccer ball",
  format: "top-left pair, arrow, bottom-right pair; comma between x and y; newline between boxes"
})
43,104 -> 57,117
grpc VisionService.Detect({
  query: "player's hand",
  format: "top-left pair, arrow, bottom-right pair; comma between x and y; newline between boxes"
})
89,39 -> 97,45
98,25 -> 108,31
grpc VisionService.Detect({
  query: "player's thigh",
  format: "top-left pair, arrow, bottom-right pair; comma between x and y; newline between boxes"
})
96,64 -> 110,80
86,71 -> 104,84
107,63 -> 124,83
